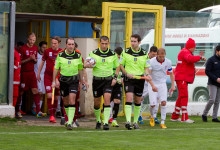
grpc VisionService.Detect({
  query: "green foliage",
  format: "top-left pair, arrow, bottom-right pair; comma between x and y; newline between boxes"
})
14,0 -> 220,16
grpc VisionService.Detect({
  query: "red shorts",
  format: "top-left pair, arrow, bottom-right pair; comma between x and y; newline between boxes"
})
13,84 -> 19,97
20,71 -> 38,91
44,74 -> 59,95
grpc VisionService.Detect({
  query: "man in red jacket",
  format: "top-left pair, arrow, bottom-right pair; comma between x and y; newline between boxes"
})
170,38 -> 206,123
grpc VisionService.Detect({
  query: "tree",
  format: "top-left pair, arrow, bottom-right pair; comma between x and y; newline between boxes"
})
14,0 -> 220,16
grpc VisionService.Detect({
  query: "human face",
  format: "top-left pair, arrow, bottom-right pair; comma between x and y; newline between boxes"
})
27,35 -> 36,47
51,39 -> 60,50
66,39 -> 75,53
148,51 -> 157,59
189,47 -> 196,53
100,39 -> 109,51
39,44 -> 47,54
157,51 -> 166,62
216,50 -> 220,57
130,37 -> 140,51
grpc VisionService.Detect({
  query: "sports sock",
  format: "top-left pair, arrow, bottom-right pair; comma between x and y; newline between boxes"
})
103,106 -> 111,124
113,103 -> 119,119
33,94 -> 40,114
94,108 -> 101,123
150,106 -> 155,118
67,106 -> 75,125
64,106 -> 68,121
161,105 -> 166,124
109,101 -> 114,118
125,104 -> 132,123
133,104 -> 141,123
47,98 -> 53,116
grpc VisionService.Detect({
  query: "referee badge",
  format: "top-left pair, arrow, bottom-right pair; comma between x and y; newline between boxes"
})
102,58 -> 105,63
134,57 -> 137,63
68,60 -> 71,64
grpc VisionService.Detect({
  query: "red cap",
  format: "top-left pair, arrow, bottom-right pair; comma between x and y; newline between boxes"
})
185,38 -> 196,49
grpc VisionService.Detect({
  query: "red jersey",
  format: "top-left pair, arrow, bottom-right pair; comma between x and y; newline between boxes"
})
42,48 -> 63,76
14,49 -> 21,84
20,44 -> 38,72
175,48 -> 201,83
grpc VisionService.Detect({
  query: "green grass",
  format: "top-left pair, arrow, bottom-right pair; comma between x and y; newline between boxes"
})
0,116 -> 219,150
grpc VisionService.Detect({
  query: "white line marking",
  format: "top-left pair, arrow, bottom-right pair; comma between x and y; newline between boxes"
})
1,128 -> 220,135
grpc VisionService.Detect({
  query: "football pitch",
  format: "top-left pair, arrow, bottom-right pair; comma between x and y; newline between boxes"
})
0,116 -> 219,150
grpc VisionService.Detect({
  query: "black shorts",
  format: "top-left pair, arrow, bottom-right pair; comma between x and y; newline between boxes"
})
111,83 -> 122,101
59,75 -> 79,97
92,76 -> 113,98
124,79 -> 145,97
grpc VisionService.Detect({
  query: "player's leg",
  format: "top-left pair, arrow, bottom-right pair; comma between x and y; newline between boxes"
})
111,83 -> 121,127
159,83 -> 168,128
132,79 -> 145,129
93,79 -> 103,129
202,85 -> 216,122
148,83 -> 158,127
171,80 -> 182,121
102,79 -> 113,130
139,81 -> 148,124
124,79 -> 134,130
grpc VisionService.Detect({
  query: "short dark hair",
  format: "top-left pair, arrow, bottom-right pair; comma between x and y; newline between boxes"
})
52,36 -> 61,43
216,45 -> 220,51
66,37 -> 75,44
131,34 -> 141,42
100,36 -> 109,42
149,46 -> 158,53
39,41 -> 47,47
16,41 -> 24,47
114,47 -> 123,55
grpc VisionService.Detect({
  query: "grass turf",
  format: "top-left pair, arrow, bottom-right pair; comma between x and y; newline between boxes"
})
0,116 -> 219,150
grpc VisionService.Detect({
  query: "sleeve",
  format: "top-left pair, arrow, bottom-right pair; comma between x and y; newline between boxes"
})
42,49 -> 47,61
167,59 -> 173,72
113,53 -> 119,68
54,54 -> 60,70
183,51 -> 201,63
148,59 -> 152,70
14,50 -> 19,69
145,54 -> 150,68
120,51 -> 125,66
78,56 -> 83,70
205,57 -> 217,81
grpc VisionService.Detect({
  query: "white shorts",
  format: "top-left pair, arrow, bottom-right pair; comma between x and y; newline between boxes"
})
148,83 -> 167,106
37,74 -> 45,94
142,81 -> 149,98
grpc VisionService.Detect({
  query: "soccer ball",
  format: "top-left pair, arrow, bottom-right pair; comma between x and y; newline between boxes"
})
85,57 -> 96,67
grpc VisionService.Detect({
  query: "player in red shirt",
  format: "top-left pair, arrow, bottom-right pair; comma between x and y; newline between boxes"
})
171,38 -> 206,123
13,48 -> 21,118
17,33 -> 46,118
37,36 -> 62,123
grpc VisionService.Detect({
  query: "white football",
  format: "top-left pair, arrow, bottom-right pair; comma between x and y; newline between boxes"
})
86,57 -> 96,67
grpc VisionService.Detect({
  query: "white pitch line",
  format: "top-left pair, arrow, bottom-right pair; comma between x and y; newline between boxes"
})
1,127 -> 220,135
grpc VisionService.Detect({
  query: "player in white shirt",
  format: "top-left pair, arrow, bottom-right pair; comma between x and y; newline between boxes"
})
138,46 -> 158,124
148,48 -> 175,129
33,41 -> 47,115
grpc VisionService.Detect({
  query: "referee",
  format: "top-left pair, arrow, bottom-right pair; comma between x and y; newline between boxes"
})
52,37 -> 86,130
84,36 -> 120,130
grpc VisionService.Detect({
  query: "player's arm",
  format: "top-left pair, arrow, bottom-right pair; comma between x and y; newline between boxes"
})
144,67 -> 152,81
146,67 -> 157,92
82,68 -> 89,91
52,68 -> 59,88
21,56 -> 33,64
168,70 -> 176,92
37,60 -> 45,81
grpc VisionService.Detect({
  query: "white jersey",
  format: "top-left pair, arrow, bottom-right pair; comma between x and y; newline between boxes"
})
34,52 -> 46,93
149,57 -> 172,84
